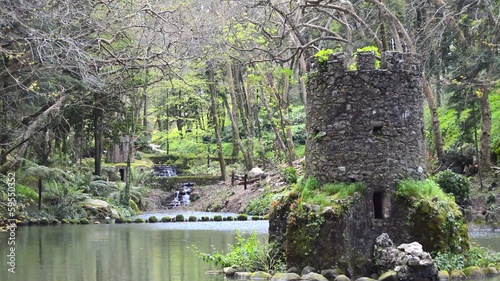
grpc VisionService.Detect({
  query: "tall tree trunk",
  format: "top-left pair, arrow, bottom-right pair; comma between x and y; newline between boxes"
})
423,77 -> 445,162
479,89 -> 492,173
226,61 -> 240,159
93,93 -> 103,176
207,62 -> 226,180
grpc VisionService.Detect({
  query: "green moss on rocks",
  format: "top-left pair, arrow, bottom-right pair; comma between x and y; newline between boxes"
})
161,216 -> 171,222
51,219 -> 59,224
213,215 -> 222,221
437,270 -> 449,281
175,214 -> 184,222
61,219 -> 69,224
201,216 -> 209,221
396,179 -> 470,253
134,218 -> 145,223
378,271 -> 398,281
450,269 -> 465,279
462,266 -> 485,279
40,217 -> 50,225
80,218 -> 90,224
69,219 -> 78,224
237,214 -> 248,221
188,216 -> 197,222
148,216 -> 158,223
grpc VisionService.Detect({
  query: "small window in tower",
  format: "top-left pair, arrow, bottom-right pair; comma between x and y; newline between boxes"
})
372,125 -> 383,137
373,191 -> 384,219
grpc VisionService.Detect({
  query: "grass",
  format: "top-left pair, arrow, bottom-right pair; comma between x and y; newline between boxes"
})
396,178 -> 453,203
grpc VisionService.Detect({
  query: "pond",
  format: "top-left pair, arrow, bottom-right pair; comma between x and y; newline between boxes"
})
0,212 -> 268,281
1,215 -> 500,281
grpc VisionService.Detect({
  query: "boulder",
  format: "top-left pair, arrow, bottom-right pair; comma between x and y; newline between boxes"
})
321,269 -> 344,281
251,271 -> 272,279
302,266 -> 318,275
248,167 -> 265,179
302,272 -> 328,281
334,275 -> 350,281
462,266 -> 484,279
81,198 -> 113,219
373,233 -> 438,281
271,273 -> 301,281
355,278 -> 376,281
437,270 -> 449,281
449,269 -> 465,279
378,271 -> 397,281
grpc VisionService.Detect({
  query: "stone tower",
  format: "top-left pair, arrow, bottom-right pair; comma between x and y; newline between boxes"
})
305,51 -> 426,188
269,52 -> 469,278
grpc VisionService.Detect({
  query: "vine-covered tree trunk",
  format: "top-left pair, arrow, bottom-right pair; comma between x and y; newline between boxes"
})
207,62 -> 226,180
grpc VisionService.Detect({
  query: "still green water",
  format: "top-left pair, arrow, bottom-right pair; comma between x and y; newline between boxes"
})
2,218 -> 500,281
0,215 -> 268,281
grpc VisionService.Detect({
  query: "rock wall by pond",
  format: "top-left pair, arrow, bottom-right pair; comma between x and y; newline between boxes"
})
269,52 -> 469,279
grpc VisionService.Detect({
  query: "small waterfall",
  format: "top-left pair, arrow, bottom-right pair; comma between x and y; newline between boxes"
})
168,183 -> 193,208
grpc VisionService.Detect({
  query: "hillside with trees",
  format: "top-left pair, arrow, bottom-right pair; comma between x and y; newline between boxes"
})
0,0 -> 499,221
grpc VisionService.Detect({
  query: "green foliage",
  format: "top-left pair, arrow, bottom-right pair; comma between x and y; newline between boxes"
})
433,170 -> 470,206
148,216 -> 158,223
15,184 -> 38,202
281,166 -> 298,184
435,246 -> 500,272
161,216 -> 171,222
43,181 -> 88,219
213,215 -> 223,221
175,214 -> 185,222
350,46 -> 381,70
189,215 -> 197,221
314,49 -> 335,63
192,232 -> 285,273
135,218 -> 145,223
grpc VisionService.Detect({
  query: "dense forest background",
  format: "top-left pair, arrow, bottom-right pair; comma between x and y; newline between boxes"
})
0,0 -> 498,218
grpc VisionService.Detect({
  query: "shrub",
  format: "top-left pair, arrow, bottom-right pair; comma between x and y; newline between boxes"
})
435,246 -> 500,272
134,218 -> 145,223
237,214 -> 248,221
282,166 -> 298,184
225,216 -> 234,221
433,169 -> 470,205
192,232 -> 285,273
251,216 -> 260,220
175,214 -> 185,222
148,216 -> 158,223
201,216 -> 209,221
161,216 -> 171,222
189,216 -> 197,222
245,189 -> 275,216
126,218 -> 133,223
213,215 -> 223,221
80,218 -> 90,224
51,219 -> 59,224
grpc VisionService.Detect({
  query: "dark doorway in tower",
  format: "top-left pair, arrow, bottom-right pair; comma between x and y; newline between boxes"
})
373,191 -> 384,219
119,168 -> 125,181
